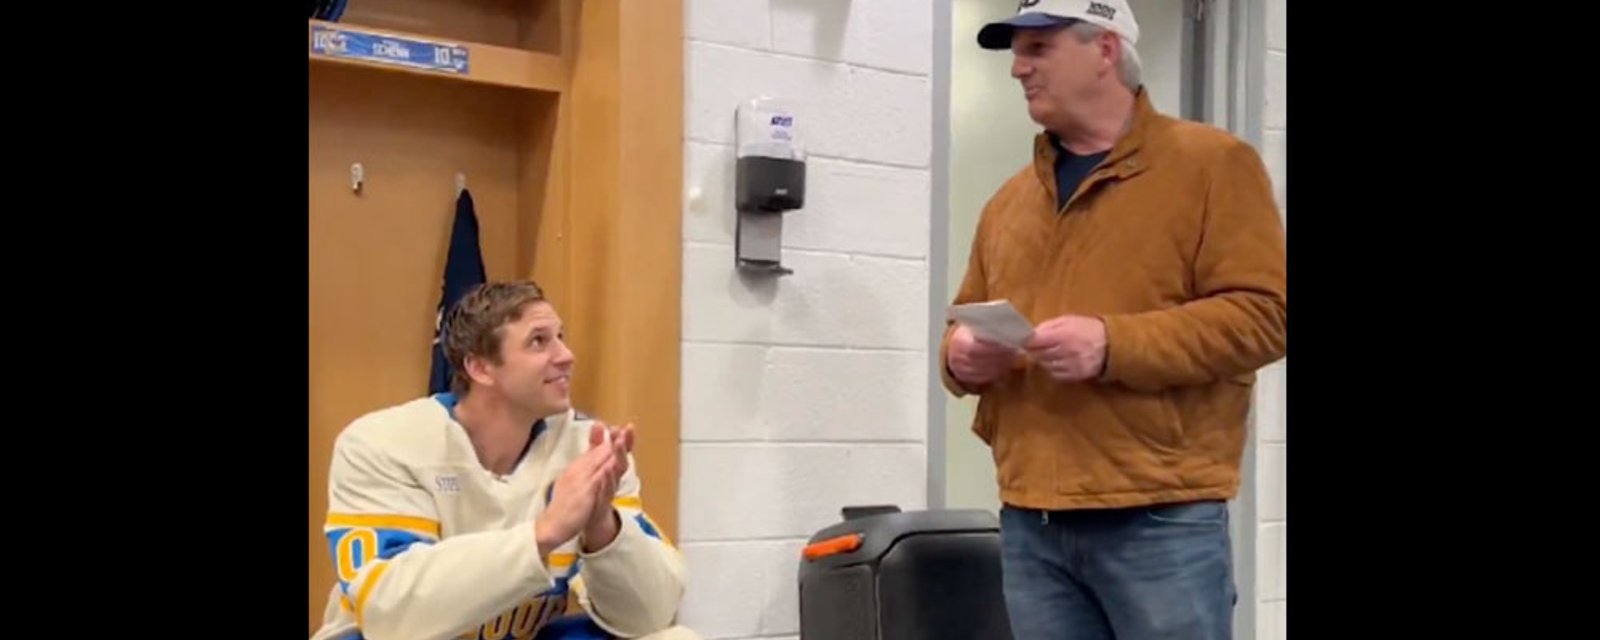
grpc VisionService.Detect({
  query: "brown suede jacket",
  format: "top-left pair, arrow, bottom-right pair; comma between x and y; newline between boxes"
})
942,89 -> 1288,511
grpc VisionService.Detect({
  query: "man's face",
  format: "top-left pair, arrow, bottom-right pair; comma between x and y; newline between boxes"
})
473,301 -> 575,418
1009,24 -> 1117,127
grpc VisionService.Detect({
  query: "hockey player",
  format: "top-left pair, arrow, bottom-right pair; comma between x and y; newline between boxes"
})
311,280 -> 698,640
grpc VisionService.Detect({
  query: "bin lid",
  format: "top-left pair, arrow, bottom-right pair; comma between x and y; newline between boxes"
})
800,508 -> 1000,569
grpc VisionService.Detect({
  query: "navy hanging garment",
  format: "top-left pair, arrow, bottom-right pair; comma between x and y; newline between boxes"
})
429,188 -> 487,394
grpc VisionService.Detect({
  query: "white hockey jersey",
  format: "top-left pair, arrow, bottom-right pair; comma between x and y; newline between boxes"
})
311,394 -> 686,640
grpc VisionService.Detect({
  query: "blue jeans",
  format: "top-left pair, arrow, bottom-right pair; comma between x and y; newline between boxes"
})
999,501 -> 1235,640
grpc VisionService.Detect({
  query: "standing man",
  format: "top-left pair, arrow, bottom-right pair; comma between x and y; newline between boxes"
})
943,1 -> 1287,639
311,281 -> 700,640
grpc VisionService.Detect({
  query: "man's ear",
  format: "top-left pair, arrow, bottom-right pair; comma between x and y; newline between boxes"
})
464,354 -> 496,388
1100,31 -> 1121,68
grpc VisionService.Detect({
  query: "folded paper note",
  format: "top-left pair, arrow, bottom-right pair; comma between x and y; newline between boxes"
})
947,300 -> 1034,349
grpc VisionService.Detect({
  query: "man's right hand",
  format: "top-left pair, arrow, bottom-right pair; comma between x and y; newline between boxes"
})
947,324 -> 1017,388
534,433 -> 616,558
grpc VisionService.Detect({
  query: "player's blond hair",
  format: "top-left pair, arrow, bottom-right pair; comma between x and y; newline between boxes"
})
442,280 -> 549,395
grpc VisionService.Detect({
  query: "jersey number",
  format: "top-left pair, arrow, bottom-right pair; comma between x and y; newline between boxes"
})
335,529 -> 378,583
453,596 -> 564,640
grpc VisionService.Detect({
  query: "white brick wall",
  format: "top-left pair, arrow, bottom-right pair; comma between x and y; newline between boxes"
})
679,1 -> 933,637
1257,0 -> 1287,638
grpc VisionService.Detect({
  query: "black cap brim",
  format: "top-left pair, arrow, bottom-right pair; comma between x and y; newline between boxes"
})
976,13 -> 1078,50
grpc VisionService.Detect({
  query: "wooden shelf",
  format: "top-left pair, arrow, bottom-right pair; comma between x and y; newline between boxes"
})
307,19 -> 566,93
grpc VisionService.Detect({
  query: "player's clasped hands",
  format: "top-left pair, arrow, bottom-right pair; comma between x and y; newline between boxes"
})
588,421 -> 635,519
535,420 -> 636,556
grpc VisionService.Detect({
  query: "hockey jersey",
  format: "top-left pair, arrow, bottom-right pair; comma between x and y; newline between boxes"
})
310,395 -> 686,640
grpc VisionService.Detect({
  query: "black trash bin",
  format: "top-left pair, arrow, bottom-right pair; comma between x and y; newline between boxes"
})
797,505 -> 1014,640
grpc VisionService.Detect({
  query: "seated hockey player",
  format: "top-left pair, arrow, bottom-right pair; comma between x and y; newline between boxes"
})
311,280 -> 699,640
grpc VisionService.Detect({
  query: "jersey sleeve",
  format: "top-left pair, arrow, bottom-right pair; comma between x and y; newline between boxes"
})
324,427 -> 561,640
571,454 -> 687,638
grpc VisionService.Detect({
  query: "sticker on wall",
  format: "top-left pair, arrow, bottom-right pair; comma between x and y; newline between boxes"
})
311,25 -> 469,75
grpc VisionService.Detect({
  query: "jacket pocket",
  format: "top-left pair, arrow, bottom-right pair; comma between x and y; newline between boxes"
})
1152,393 -> 1184,450
1107,388 -> 1183,453
976,399 -> 1018,490
973,398 -> 998,446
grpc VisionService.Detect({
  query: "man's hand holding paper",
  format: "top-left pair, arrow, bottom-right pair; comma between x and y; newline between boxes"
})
946,300 -> 1035,390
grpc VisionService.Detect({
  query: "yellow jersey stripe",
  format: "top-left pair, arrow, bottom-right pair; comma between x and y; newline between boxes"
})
548,552 -> 577,570
326,513 -> 442,538
612,496 -> 643,510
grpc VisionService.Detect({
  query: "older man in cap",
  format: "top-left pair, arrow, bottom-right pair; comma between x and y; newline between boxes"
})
942,1 -> 1287,638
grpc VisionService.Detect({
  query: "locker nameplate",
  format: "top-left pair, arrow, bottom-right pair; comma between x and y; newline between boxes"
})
311,25 -> 469,75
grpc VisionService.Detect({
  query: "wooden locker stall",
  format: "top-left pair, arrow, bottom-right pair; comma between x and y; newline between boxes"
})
307,0 -> 682,630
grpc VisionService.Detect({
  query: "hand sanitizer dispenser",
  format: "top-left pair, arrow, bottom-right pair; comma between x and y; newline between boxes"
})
735,97 -> 806,275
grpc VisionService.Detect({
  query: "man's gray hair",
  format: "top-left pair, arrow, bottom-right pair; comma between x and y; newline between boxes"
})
1067,22 -> 1142,90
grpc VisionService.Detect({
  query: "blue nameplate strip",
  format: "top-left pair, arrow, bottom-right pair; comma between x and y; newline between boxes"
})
311,25 -> 469,75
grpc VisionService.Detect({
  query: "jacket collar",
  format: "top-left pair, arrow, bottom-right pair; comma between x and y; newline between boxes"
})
1032,86 -> 1158,192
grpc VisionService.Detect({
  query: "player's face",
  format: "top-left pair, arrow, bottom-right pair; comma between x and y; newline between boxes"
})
490,301 -> 575,417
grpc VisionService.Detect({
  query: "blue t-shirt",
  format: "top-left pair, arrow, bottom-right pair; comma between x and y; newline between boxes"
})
1052,137 -> 1110,212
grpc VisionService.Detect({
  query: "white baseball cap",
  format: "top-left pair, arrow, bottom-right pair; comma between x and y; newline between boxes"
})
977,0 -> 1140,50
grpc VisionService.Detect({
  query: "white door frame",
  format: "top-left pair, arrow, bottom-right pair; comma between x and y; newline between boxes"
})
1189,0 -> 1269,637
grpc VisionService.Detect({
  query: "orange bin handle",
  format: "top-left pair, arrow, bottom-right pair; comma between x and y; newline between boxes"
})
802,533 -> 864,561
